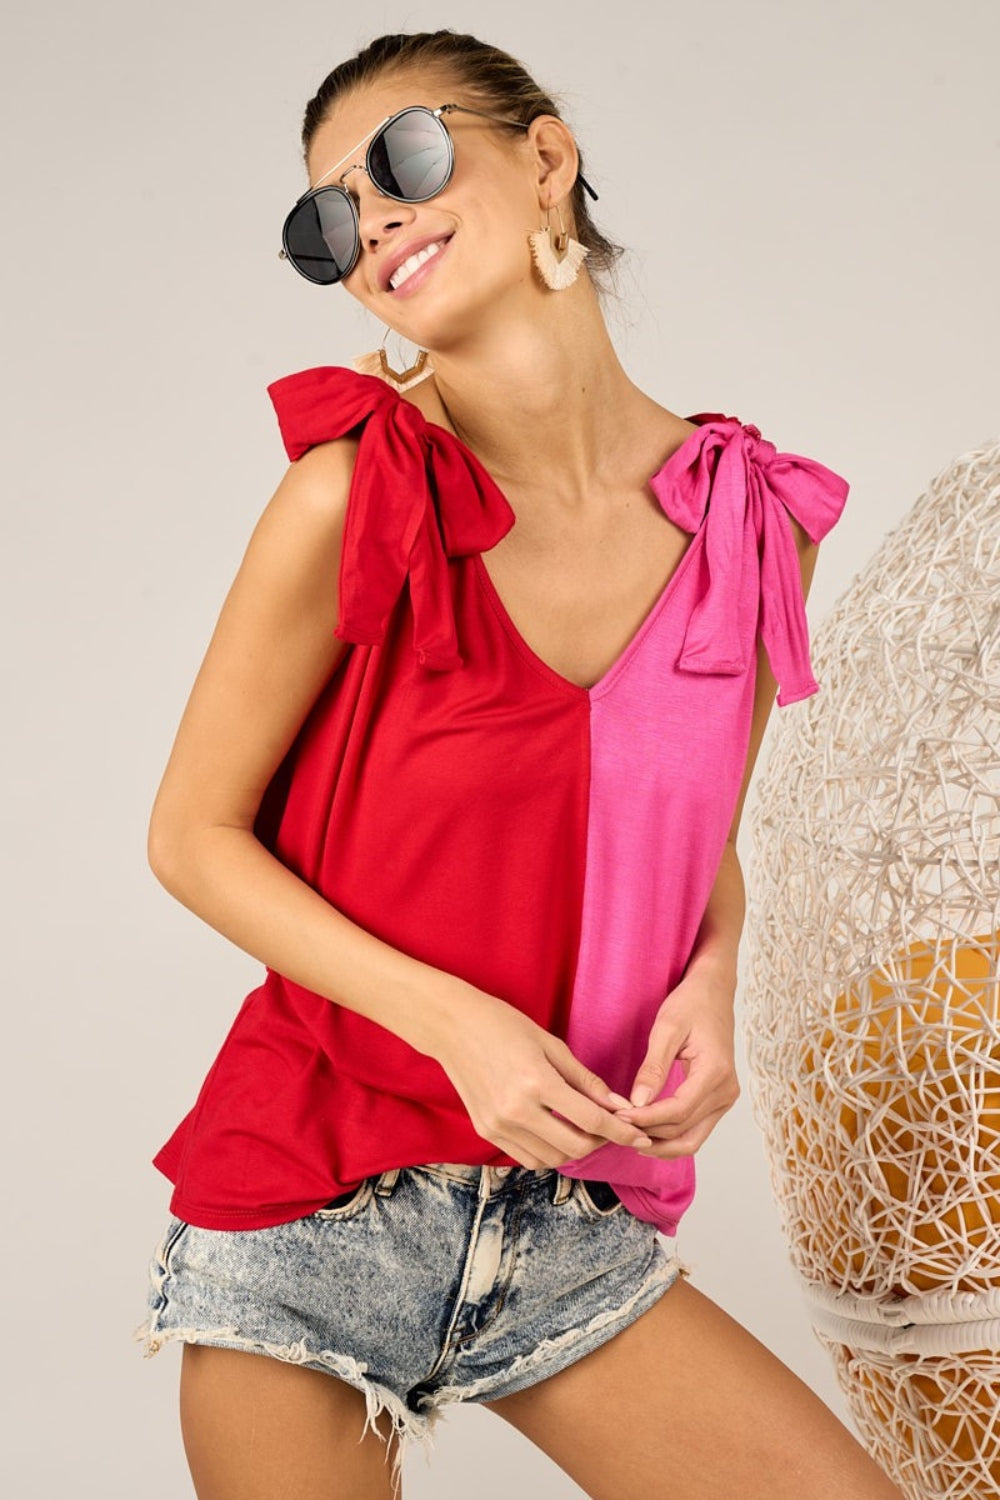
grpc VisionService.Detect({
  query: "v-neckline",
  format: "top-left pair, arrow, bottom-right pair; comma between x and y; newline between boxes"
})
473,526 -> 704,698
445,416 -> 711,699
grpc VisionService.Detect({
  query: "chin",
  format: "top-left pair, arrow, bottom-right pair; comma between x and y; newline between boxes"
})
390,274 -> 529,355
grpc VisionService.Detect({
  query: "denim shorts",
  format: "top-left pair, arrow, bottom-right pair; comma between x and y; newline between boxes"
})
135,1162 -> 688,1484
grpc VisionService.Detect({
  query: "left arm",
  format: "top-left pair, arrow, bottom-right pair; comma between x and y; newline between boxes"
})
617,518 -> 819,1155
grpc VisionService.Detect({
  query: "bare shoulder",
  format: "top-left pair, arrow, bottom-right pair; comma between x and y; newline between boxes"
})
233,429 -> 364,641
266,432 -> 360,525
148,433 -> 364,855
787,510 -> 816,558
631,388 -> 702,476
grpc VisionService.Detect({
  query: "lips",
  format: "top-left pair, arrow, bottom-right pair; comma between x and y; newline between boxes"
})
380,233 -> 453,293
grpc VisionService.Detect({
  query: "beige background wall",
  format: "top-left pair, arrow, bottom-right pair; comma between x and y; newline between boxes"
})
3,0 -> 997,1493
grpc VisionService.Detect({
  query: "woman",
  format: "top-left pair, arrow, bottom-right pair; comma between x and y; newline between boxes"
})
137,29 -> 902,1500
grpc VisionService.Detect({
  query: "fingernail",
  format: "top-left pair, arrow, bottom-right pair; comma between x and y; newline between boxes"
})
634,1134 -> 653,1146
631,1086 -> 653,1107
607,1091 -> 632,1108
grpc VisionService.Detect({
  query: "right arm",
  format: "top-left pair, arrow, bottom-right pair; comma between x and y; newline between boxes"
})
148,438 -> 652,1168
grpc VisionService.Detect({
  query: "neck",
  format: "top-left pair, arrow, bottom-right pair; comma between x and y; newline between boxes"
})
421,280 -> 651,499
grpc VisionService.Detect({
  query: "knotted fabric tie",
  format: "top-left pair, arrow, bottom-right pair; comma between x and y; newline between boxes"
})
268,371 -> 849,695
267,366 -> 515,670
650,415 -> 850,705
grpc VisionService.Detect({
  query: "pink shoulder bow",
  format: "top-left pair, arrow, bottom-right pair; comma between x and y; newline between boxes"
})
651,415 -> 850,705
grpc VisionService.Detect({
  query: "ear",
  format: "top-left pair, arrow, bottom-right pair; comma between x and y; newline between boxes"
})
525,113 -> 581,213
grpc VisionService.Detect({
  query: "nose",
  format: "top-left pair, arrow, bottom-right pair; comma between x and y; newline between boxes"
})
347,167 -> 416,252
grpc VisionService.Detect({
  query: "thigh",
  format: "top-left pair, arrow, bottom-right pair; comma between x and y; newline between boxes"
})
180,1345 -> 402,1500
483,1277 -> 904,1500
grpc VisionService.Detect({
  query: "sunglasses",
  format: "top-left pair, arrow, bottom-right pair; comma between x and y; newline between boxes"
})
279,102 -> 598,286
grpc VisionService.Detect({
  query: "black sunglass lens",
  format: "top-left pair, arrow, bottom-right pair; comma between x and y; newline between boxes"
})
369,110 -> 452,200
283,191 -> 357,284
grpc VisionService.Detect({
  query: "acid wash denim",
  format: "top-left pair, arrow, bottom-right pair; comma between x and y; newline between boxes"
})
136,1162 -> 688,1489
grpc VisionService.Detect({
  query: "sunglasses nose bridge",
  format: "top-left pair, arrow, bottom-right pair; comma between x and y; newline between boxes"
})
340,162 -> 380,194
340,163 -> 402,222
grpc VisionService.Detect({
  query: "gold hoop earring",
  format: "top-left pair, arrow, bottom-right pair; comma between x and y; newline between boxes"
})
353,331 -> 434,391
528,203 -> 588,291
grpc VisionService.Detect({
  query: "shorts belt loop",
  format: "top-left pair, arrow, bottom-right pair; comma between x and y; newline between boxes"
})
552,1173 -> 574,1205
374,1167 -> 402,1197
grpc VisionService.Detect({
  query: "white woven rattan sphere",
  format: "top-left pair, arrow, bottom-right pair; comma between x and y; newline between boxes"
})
744,436 -> 1000,1499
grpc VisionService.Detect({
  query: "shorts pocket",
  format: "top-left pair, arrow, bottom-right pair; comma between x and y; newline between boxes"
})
145,1215 -> 192,1324
156,1215 -> 191,1273
312,1176 -> 377,1222
571,1178 -> 626,1221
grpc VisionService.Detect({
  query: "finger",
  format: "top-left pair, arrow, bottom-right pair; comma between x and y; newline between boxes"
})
550,1047 -> 640,1114
492,1114 -> 627,1170
627,1017 -> 688,1107
620,1093 -> 729,1139
537,1102 -> 665,1165
648,1091 -> 736,1143
641,1118 -> 696,1140
506,1122 -> 609,1171
617,1088 -> 706,1131
476,1080 -> 650,1165
487,1132 -> 554,1170
643,1118 -> 712,1146
542,1044 -> 655,1149
547,1079 -> 655,1150
489,1117 -> 614,1168
635,1106 -> 731,1158
618,1062 -> 737,1129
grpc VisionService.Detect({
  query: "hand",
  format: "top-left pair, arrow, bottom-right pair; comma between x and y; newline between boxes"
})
614,962 -> 741,1158
432,991 -> 655,1169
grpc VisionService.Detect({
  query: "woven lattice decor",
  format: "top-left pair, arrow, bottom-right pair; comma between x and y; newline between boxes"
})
744,435 -> 1000,1499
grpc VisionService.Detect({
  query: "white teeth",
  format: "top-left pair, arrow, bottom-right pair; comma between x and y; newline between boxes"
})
389,240 -> 446,290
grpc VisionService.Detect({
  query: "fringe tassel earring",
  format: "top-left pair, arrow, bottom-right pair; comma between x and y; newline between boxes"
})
528,204 -> 588,291
352,336 -> 433,392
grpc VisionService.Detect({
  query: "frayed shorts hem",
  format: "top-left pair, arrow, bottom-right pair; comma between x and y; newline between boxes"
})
134,1253 -> 686,1484
135,1161 -> 691,1484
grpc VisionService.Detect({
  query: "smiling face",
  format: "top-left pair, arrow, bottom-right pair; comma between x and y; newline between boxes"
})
305,69 -> 574,352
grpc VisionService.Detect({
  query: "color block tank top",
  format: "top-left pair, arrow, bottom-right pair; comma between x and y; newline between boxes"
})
152,366 -> 849,1234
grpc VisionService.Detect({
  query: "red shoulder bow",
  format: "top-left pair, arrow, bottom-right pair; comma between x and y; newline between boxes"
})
267,366 -> 515,670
